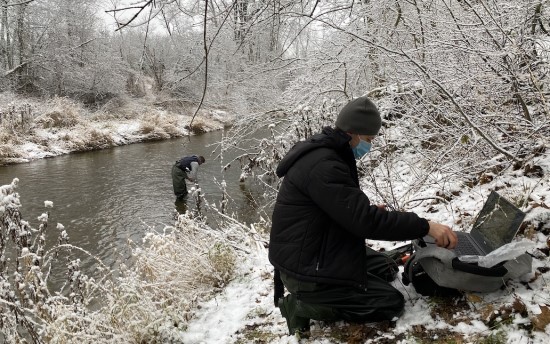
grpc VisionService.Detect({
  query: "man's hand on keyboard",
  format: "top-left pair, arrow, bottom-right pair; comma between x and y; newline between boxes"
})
428,221 -> 458,249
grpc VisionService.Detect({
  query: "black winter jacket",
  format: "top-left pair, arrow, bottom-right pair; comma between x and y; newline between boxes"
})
269,127 -> 429,289
177,155 -> 200,171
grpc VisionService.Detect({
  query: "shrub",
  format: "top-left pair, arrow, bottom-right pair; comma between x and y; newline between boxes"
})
202,243 -> 236,288
100,96 -> 127,113
34,110 -> 81,128
34,97 -> 85,129
0,143 -> 21,159
188,121 -> 207,134
138,113 -> 183,138
88,128 -> 115,148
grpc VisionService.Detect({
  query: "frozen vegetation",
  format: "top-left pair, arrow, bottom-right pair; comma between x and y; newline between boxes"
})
0,92 -> 229,166
1,94 -> 550,343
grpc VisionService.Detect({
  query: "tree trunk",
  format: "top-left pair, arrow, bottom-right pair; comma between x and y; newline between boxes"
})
234,0 -> 248,45
15,1 -> 27,87
0,0 -> 12,70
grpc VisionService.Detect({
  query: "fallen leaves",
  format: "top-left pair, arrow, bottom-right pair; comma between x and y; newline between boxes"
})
532,304 -> 550,331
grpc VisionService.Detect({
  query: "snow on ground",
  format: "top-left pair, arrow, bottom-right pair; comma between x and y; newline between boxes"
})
178,244 -> 304,344
180,249 -> 283,344
179,230 -> 549,343
178,232 -> 549,343
178,150 -> 550,343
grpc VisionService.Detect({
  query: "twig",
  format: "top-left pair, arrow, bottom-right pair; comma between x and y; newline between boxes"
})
110,0 -> 155,32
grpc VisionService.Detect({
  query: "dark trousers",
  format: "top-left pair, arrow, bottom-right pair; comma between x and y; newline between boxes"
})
280,248 -> 404,323
171,164 -> 188,199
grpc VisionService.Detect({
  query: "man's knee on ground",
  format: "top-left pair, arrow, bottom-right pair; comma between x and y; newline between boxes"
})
352,288 -> 405,322
382,289 -> 405,318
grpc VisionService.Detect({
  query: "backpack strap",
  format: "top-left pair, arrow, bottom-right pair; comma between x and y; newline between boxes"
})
451,258 -> 507,277
401,252 -> 416,286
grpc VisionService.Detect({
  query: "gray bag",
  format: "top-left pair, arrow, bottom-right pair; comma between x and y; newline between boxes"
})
402,240 -> 532,295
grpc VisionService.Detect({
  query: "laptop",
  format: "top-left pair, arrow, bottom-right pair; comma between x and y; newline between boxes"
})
424,191 -> 526,256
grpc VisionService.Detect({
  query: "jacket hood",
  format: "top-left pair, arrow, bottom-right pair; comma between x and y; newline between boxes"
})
276,127 -> 351,178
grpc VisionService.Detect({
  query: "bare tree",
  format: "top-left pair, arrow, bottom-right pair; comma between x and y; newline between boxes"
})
217,0 -> 549,209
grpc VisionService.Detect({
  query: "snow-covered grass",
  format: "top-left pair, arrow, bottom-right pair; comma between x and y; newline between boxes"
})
0,92 -> 230,165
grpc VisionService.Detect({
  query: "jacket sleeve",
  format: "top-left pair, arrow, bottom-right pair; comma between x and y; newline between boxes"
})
305,156 -> 429,241
188,161 -> 200,180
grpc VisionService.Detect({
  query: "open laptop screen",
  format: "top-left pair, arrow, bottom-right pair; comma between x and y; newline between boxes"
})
471,191 -> 526,253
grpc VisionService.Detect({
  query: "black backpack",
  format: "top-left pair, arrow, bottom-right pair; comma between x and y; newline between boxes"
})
402,251 -> 466,297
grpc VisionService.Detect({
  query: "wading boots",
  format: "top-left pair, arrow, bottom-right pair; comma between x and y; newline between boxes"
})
278,294 -> 311,338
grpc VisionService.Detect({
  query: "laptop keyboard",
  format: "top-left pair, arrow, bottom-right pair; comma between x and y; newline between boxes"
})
454,240 -> 480,255
454,232 -> 481,255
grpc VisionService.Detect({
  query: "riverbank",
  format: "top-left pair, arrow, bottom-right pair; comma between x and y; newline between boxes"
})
184,144 -> 550,343
0,92 -> 232,166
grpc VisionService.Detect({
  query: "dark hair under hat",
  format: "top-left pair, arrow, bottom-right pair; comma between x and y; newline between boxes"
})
336,96 -> 382,135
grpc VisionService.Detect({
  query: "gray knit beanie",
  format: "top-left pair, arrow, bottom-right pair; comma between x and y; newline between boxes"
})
336,96 -> 382,135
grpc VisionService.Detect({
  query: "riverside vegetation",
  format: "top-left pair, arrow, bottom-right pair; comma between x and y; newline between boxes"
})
1,93 -> 550,343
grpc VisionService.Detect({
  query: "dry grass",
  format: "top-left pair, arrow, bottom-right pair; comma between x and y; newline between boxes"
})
138,113 -> 183,138
199,242 -> 236,288
0,131 -> 21,145
87,128 -> 115,148
94,214 -> 239,342
153,98 -> 195,114
0,143 -> 22,158
34,97 -> 86,129
188,121 -> 207,134
0,131 -> 23,159
56,127 -> 116,151
34,110 -> 81,128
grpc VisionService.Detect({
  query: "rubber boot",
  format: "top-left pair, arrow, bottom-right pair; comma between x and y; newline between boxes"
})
278,294 -> 311,338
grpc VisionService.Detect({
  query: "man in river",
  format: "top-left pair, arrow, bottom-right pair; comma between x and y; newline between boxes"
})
269,96 -> 457,337
171,154 -> 206,200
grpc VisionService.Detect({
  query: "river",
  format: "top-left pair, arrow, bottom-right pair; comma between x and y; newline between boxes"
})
0,130 -> 271,286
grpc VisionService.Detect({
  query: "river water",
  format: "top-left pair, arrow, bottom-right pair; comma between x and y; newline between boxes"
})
0,130 -> 270,286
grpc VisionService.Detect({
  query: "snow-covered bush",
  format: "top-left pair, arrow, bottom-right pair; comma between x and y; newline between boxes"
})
34,97 -> 86,129
0,178 -> 75,343
138,113 -> 180,139
0,136 -> 22,159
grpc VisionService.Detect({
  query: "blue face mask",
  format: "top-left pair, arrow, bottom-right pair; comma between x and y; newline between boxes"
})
352,140 -> 372,159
